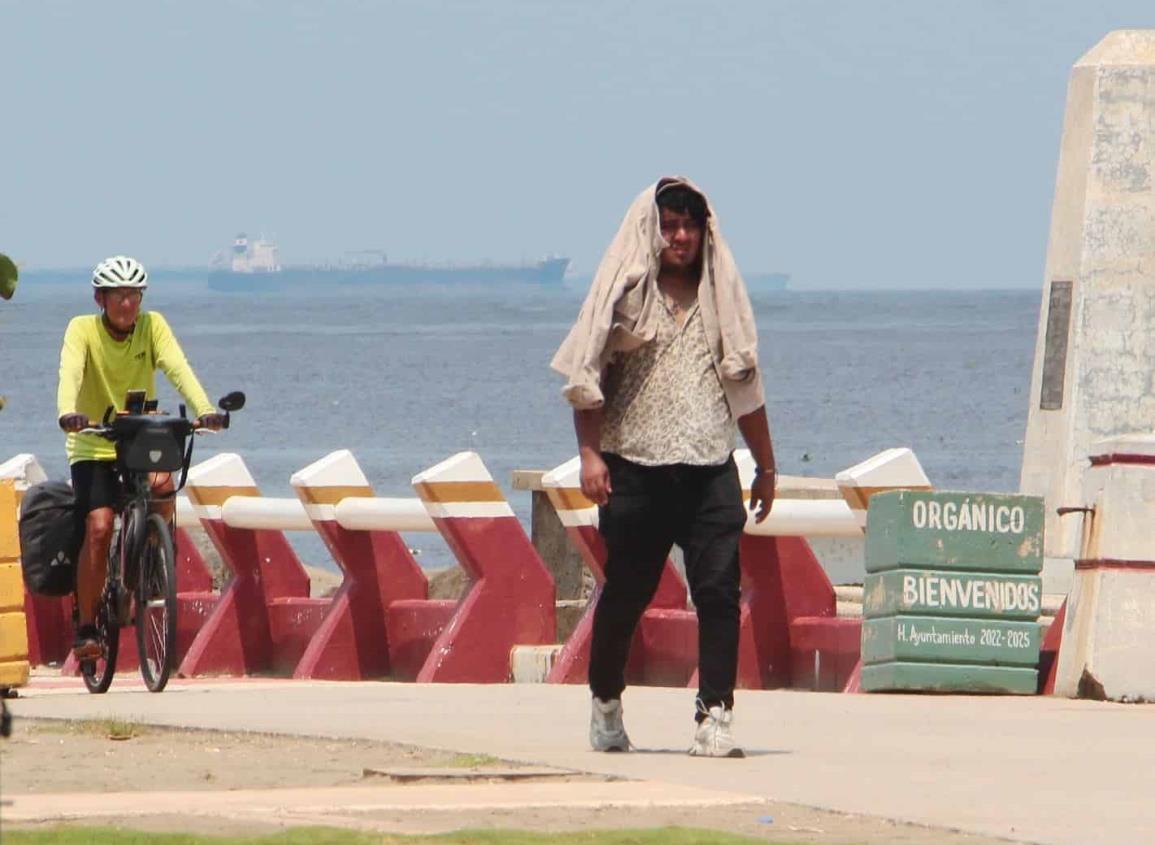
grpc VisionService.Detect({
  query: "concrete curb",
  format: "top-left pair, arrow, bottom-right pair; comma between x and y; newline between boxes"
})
2,781 -> 761,825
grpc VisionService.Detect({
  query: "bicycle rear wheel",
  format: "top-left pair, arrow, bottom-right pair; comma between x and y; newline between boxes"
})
136,513 -> 177,692
81,598 -> 119,694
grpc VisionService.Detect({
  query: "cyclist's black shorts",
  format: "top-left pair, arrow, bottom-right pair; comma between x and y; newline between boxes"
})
70,460 -> 122,516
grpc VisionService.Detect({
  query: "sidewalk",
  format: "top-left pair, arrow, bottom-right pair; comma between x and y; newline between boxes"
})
6,674 -> 1151,844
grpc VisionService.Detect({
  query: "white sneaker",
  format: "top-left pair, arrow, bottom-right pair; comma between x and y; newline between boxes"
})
590,697 -> 631,752
689,701 -> 744,758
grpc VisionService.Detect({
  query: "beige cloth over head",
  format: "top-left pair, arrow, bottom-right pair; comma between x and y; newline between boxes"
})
551,176 -> 764,419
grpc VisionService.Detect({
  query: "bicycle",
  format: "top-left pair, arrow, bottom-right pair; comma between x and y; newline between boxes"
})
77,390 -> 245,693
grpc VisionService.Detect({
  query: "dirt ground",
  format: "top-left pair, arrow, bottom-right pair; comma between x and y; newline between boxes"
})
0,718 -> 1017,845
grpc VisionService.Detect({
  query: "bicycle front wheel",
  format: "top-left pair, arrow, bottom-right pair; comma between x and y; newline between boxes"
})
81,599 -> 119,694
136,513 -> 177,692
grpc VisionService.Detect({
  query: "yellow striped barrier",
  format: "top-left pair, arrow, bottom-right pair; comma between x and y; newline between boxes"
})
0,479 -> 30,688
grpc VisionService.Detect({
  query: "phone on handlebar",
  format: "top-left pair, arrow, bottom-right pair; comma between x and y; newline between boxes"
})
125,389 -> 147,415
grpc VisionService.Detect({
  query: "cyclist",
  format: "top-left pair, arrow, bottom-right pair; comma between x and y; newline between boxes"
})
57,256 -> 225,660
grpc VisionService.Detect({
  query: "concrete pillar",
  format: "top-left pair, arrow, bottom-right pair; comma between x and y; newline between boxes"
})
511,470 -> 586,601
1053,434 -> 1155,700
1021,31 -> 1155,567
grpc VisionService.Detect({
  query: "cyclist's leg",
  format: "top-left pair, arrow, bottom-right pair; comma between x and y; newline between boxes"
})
148,472 -> 174,522
70,462 -> 119,631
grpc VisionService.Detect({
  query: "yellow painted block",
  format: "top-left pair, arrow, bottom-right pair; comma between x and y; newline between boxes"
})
0,479 -> 17,561
0,611 -> 29,663
0,563 -> 24,611
0,660 -> 30,687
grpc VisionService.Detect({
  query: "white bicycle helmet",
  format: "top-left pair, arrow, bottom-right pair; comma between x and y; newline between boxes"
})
92,255 -> 148,289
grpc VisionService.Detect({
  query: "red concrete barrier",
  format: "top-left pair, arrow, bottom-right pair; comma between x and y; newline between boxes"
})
178,454 -> 327,677
290,450 -> 430,680
1039,599 -> 1067,695
741,533 -> 853,691
8,445 -> 219,674
411,451 -> 556,682
24,592 -> 72,666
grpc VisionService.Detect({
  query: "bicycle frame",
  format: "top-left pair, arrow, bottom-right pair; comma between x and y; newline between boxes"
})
106,469 -> 154,627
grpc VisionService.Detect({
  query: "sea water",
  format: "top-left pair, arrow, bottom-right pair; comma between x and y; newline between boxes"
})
1,278 -> 1039,572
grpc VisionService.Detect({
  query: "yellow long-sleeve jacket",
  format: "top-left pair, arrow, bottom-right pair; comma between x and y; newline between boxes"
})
57,312 -> 215,464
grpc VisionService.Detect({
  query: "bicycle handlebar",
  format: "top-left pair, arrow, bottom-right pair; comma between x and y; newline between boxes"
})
74,390 -> 244,439
77,415 -> 199,441
77,420 -> 219,439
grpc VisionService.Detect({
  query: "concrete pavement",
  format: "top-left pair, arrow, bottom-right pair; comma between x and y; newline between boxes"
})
5,675 -> 1151,844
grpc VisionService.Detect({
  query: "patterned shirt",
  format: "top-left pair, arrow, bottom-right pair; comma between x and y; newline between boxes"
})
600,290 -> 736,466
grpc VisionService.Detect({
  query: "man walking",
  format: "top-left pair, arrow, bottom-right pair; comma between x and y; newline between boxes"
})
552,177 -> 776,757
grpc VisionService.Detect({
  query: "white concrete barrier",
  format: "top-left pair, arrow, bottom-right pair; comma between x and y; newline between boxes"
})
741,498 -> 861,538
544,451 -> 871,538
834,448 -> 932,530
177,489 -> 436,534
0,454 -> 48,491
543,449 -> 930,540
334,498 -> 436,533
175,495 -> 198,528
289,449 -> 432,680
221,496 -> 312,531
179,448 -> 436,534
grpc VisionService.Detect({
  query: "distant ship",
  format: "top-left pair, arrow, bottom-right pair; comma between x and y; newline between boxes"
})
208,235 -> 570,292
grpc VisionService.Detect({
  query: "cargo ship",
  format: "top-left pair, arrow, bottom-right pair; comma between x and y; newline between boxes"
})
208,235 -> 570,292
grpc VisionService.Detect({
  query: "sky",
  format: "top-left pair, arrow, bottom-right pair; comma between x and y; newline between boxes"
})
5,1 -> 1155,288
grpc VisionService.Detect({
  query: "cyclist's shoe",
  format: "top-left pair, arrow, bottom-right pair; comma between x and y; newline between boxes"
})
590,697 -> 631,752
72,625 -> 101,661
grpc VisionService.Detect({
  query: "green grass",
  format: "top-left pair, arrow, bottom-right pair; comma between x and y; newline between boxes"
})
445,752 -> 504,768
4,826 -> 776,845
29,717 -> 145,740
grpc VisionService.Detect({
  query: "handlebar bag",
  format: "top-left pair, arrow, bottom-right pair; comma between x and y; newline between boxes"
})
119,422 -> 186,474
18,480 -> 81,596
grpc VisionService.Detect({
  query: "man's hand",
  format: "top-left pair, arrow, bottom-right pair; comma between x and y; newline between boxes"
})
196,413 -> 226,431
749,467 -> 776,523
59,413 -> 89,433
736,406 -> 777,524
580,450 -> 612,506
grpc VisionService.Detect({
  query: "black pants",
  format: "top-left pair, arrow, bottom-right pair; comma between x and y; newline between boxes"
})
589,452 -> 746,711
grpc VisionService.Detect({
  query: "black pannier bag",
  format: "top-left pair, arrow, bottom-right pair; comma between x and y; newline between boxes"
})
118,421 -> 186,474
18,480 -> 82,596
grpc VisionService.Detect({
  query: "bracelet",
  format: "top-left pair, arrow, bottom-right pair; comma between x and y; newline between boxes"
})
753,465 -> 776,476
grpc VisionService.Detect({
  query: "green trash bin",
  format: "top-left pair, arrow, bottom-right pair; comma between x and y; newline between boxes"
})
860,490 -> 1044,694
